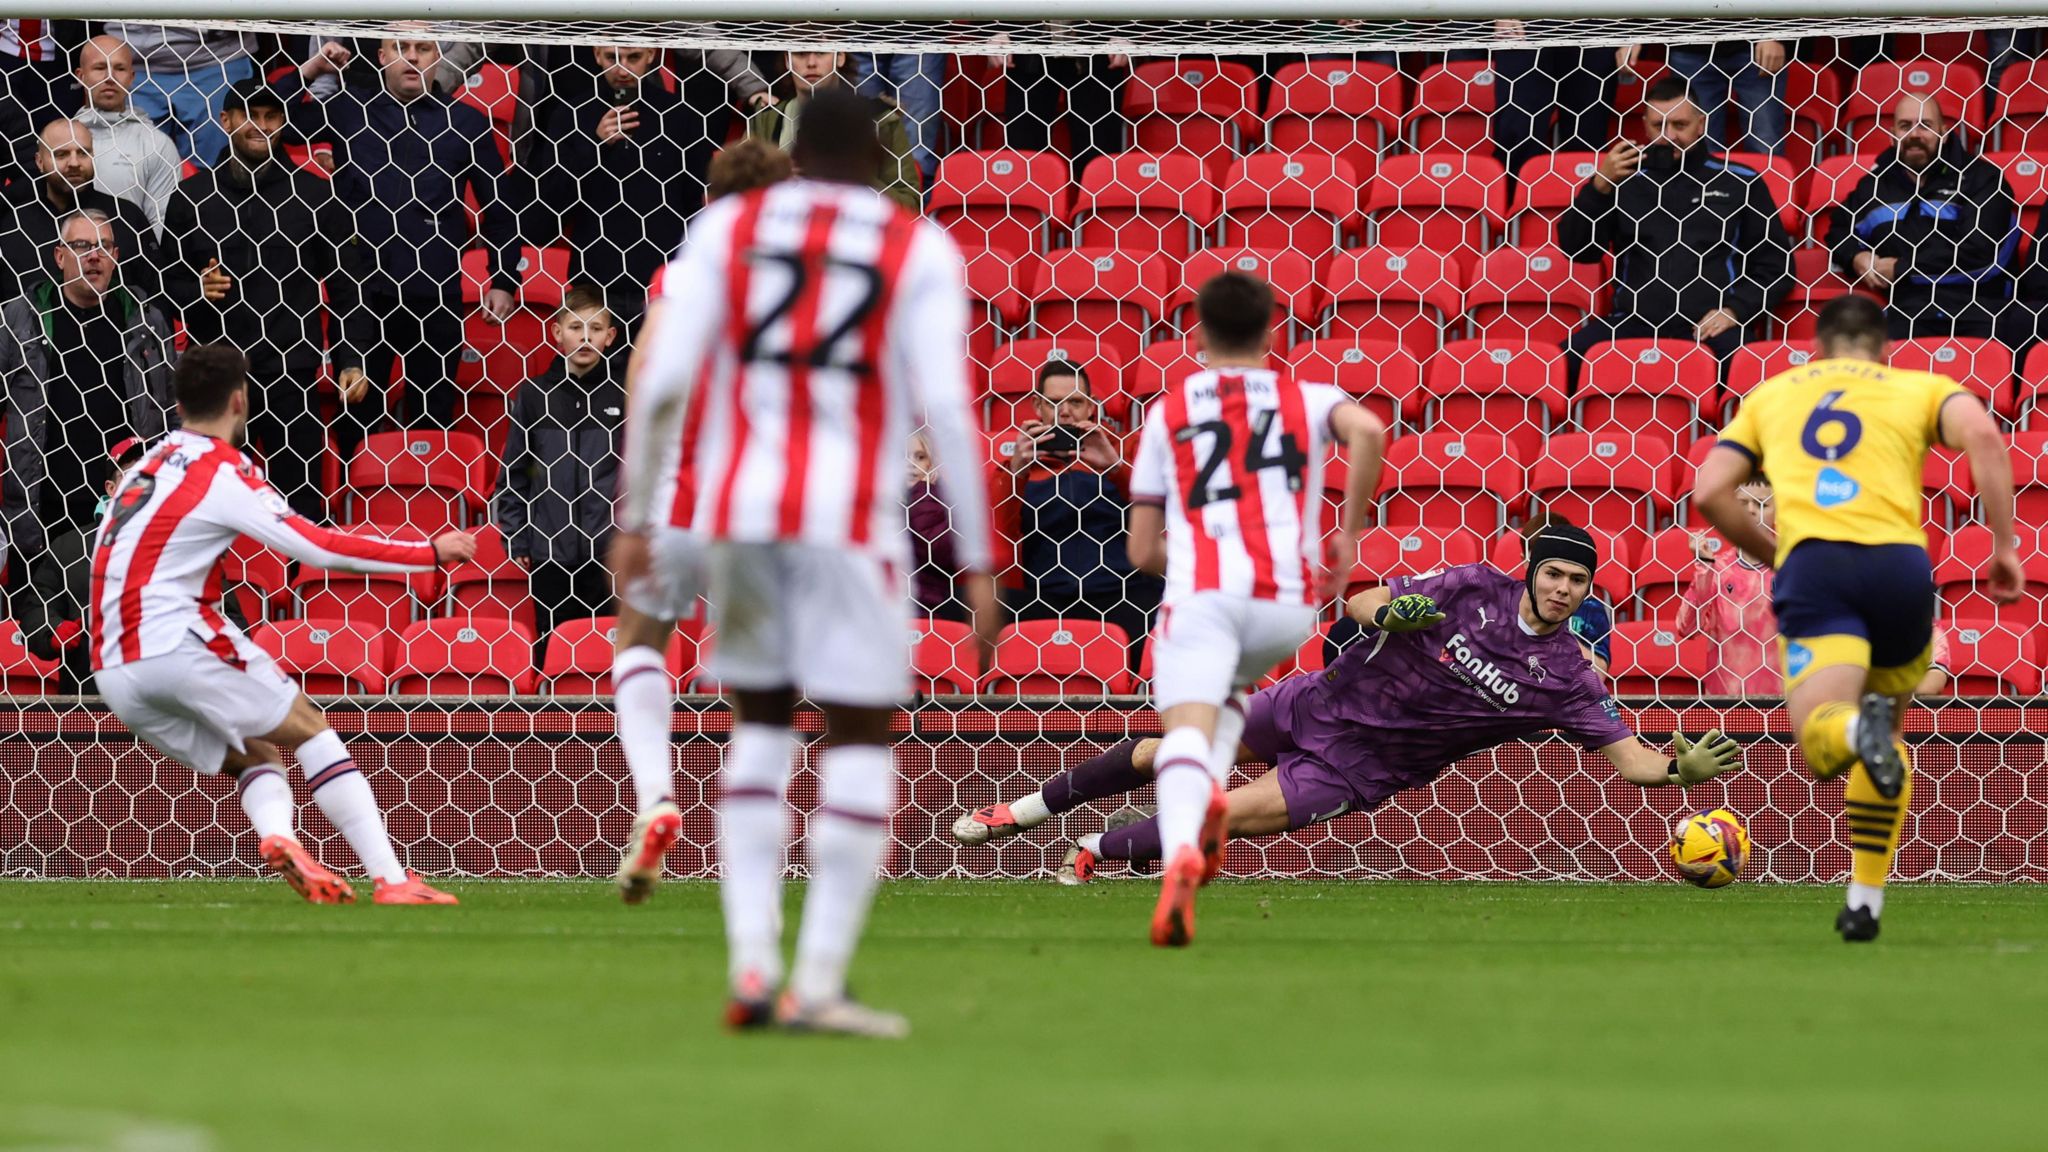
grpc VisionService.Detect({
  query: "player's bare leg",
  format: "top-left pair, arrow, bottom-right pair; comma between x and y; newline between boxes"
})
224,740 -> 353,905
259,695 -> 456,906
774,703 -> 909,1039
719,687 -> 797,1029
951,735 -> 1258,846
1788,662 -> 1907,941
612,606 -> 682,904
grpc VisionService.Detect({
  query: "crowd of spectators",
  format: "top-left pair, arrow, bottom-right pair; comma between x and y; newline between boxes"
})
0,19 -> 2038,693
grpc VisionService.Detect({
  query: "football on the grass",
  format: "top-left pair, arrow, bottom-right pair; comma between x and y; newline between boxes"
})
1669,809 -> 1750,888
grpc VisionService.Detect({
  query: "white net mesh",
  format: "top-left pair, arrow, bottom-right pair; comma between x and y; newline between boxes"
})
2,15 -> 2045,881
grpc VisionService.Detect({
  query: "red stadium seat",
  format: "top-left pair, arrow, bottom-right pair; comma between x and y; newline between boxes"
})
2021,345 -> 2048,428
1406,61 -> 1497,155
1923,446 -> 1975,534
219,539 -> 289,626
1347,527 -> 1487,595
1609,621 -> 1709,696
1365,153 -> 1508,260
459,246 -> 571,311
540,616 -> 621,695
1670,436 -> 1720,529
1508,153 -> 1601,247
1782,61 -> 1843,168
1419,339 -> 1568,458
1489,525 -> 1636,608
2014,430 -> 2048,526
1773,247 -> 1870,341
439,525 -> 536,634
1991,151 -> 2048,239
1634,527 -> 1713,622
1284,338 -> 1420,432
1937,525 -> 2048,634
668,617 -> 713,691
1027,247 -> 1171,363
292,560 -> 432,636
1462,246 -> 1602,346
1844,61 -> 1986,155
1256,632 -> 1329,689
1527,432 -> 1670,542
1126,338 -> 1284,409
1724,339 -> 1817,420
347,431 -> 486,533
913,619 -> 982,696
1377,432 -> 1525,535
1322,247 -> 1463,362
1217,152 -> 1361,259
928,149 -> 1070,256
1171,247 -> 1323,343
964,248 -> 1033,367
250,620 -> 389,696
984,338 -> 1126,435
1799,155 -> 1877,241
988,620 -> 1134,695
1121,59 -> 1261,181
453,62 -> 518,164
389,618 -> 538,696
1942,618 -> 2042,696
0,620 -> 59,694
1263,60 -> 1404,185
1070,151 -> 1218,260
1993,61 -> 2048,152
1718,152 -> 1801,232
1576,339 -> 1720,442
1888,338 -> 2017,422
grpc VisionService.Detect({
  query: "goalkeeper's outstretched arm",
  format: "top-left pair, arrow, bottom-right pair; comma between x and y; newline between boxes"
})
1599,731 -> 1743,788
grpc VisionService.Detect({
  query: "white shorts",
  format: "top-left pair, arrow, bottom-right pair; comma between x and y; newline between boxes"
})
706,541 -> 910,707
1149,593 -> 1318,710
94,631 -> 300,774
621,526 -> 706,622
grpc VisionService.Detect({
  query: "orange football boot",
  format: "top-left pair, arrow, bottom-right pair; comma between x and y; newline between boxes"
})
1150,848 -> 1204,948
1198,782 -> 1229,885
259,834 -> 355,905
372,871 -> 459,905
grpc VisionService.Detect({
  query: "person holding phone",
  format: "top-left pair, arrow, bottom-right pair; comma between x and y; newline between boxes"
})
1557,74 -> 1794,391
989,361 -> 1159,662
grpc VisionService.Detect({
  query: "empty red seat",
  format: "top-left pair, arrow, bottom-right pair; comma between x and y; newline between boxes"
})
964,248 -> 1032,366
250,620 -> 389,695
1121,59 -> 1261,181
668,616 -> 714,690
1322,247 -> 1463,362
1070,151 -> 1218,259
1509,152 -> 1601,247
347,430 -> 485,533
928,149 -> 1070,256
1671,435 -> 1721,529
1462,245 -> 1602,345
1172,247 -> 1323,342
1718,152 -> 1801,233
389,617 -> 537,695
1844,60 -> 1986,155
1419,339 -> 1568,458
1724,339 -> 1818,420
1800,155 -> 1878,240
293,559 -> 432,636
1528,432 -> 1671,541
1284,338 -> 1420,431
1888,337 -> 2018,422
1937,525 -> 2048,634
1781,61 -> 1843,169
1576,338 -> 1721,441
539,615 -> 621,695
1923,446 -> 1975,534
439,524 -> 535,634
1263,60 -> 1404,185
1365,153 -> 1508,259
0,620 -> 59,694
1348,527 -> 1487,594
1377,431 -> 1525,535
1489,525 -> 1637,609
1992,151 -> 2048,239
219,539 -> 289,627
1028,247 -> 1171,364
1773,246 -> 1870,340
459,246 -> 571,312
984,337 -> 1126,435
1406,61 -> 1497,155
2011,430 -> 2048,525
1941,617 -> 2042,696
1634,527 -> 1713,621
913,618 -> 982,696
453,61 -> 518,163
988,620 -> 1134,695
1993,61 -> 2048,152
2021,344 -> 2048,428
1217,151 -> 1361,258
1609,621 -> 1709,696
1126,338 -> 1284,410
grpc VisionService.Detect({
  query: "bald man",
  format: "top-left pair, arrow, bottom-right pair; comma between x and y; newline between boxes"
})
0,118 -> 161,305
72,34 -> 180,235
1824,92 -> 2018,341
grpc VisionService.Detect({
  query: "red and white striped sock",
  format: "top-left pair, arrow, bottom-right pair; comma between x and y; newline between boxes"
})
298,730 -> 406,884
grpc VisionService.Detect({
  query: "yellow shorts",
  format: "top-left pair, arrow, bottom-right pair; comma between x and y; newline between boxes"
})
1779,633 -> 1933,696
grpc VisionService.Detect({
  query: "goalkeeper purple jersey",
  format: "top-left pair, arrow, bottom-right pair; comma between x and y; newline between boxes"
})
1264,564 -> 1632,794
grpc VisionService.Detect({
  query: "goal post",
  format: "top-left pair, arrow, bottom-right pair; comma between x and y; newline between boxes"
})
2,8 -> 2045,882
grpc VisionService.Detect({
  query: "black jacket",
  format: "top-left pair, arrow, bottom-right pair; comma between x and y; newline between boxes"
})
531,66 -> 733,317
160,157 -> 357,382
495,355 -> 624,567
0,177 -> 162,308
1823,136 -> 2019,331
272,70 -> 520,303
1559,149 -> 1794,332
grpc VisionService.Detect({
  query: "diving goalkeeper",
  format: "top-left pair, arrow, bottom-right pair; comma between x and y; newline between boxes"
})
952,526 -> 1745,879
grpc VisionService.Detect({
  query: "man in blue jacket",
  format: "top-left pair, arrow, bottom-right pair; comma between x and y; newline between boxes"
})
278,36 -> 520,454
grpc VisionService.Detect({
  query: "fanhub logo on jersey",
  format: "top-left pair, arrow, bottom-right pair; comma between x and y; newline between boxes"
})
1440,633 -> 1521,707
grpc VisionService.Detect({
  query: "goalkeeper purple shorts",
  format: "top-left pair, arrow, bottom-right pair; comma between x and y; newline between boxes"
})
1241,674 -> 1404,828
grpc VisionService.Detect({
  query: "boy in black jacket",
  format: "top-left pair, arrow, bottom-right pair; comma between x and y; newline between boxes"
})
496,286 -> 622,655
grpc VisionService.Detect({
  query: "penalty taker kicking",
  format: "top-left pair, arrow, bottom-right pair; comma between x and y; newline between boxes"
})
954,528 -> 1746,887
91,345 -> 477,905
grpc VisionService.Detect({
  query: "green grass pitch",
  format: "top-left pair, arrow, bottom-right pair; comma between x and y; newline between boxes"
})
3,879 -> 2044,1152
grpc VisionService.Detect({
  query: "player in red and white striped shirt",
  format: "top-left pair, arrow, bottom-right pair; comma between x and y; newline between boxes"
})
1125,272 -> 1386,946
614,90 -> 997,1037
91,344 -> 478,905
608,139 -> 793,908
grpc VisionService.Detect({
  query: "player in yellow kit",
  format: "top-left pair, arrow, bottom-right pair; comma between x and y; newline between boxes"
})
1695,296 -> 2022,941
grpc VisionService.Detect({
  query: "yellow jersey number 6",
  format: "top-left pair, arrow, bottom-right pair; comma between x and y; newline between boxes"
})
1800,390 -> 1862,462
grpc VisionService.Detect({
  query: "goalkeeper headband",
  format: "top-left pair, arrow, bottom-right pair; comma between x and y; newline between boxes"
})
1525,524 -> 1599,593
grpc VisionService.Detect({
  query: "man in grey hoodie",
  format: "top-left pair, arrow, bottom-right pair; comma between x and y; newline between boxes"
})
103,23 -> 255,168
71,35 -> 180,234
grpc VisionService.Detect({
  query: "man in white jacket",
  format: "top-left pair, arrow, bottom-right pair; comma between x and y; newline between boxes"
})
72,35 -> 180,235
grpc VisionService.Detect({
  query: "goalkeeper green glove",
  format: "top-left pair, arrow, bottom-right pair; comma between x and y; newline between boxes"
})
1372,593 -> 1446,633
1671,730 -> 1742,785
